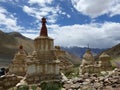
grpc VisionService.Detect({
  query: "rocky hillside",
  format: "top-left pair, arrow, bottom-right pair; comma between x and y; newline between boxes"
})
104,43 -> 120,58
95,43 -> 120,59
95,43 -> 120,67
0,30 -> 34,59
0,30 -> 34,66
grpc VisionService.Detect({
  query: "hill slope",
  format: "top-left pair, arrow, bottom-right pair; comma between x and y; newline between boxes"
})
0,30 -> 34,66
104,43 -> 120,58
96,43 -> 120,67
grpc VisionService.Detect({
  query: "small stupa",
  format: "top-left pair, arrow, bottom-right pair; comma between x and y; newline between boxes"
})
81,49 -> 94,66
80,49 -> 113,74
80,49 -> 95,74
99,52 -> 112,71
9,45 -> 27,76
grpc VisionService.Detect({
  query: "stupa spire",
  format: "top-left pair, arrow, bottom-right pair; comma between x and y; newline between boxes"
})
18,45 -> 26,54
19,45 -> 23,49
40,17 -> 48,36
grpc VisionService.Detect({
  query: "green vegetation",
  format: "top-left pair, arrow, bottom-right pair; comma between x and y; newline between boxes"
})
9,82 -> 62,90
64,66 -> 79,78
18,85 -> 29,90
31,85 -> 37,90
40,81 -> 62,90
110,56 -> 120,68
9,85 -> 29,90
73,63 -> 80,68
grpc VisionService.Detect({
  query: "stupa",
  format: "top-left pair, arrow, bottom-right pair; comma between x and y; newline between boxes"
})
80,49 -> 113,74
26,17 -> 60,82
99,52 -> 112,71
80,49 -> 96,74
8,17 -> 74,83
81,49 -> 94,66
9,45 -> 27,76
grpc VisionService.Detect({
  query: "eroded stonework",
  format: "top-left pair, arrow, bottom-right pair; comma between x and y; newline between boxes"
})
9,45 -> 27,76
9,17 -> 62,83
80,49 -> 112,74
25,18 -> 60,82
99,52 -> 112,71
54,46 -> 73,70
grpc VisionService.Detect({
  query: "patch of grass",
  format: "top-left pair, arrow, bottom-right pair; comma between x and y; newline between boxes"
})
31,85 -> 37,90
18,85 -> 29,90
64,66 -> 79,78
111,57 -> 120,68
73,64 -> 80,68
40,81 -> 62,90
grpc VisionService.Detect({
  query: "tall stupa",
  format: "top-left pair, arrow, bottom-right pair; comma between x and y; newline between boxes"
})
26,17 -> 60,83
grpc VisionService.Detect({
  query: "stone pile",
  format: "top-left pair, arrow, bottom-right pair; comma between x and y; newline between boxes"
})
0,74 -> 23,90
62,68 -> 120,90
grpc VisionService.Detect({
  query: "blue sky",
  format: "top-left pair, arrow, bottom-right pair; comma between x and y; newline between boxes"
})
0,0 -> 120,48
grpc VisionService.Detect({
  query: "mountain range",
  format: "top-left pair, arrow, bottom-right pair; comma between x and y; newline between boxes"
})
0,30 -> 120,67
62,47 -> 105,58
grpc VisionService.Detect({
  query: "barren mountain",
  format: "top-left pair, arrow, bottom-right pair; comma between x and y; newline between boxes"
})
0,30 -> 34,66
95,43 -> 120,67
95,43 -> 120,59
104,43 -> 120,58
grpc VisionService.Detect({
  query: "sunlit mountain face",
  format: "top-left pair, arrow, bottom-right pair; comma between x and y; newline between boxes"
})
0,0 -> 120,49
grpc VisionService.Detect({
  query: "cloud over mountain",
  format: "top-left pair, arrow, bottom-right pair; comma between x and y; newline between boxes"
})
71,0 -> 120,18
23,22 -> 120,48
0,0 -> 120,49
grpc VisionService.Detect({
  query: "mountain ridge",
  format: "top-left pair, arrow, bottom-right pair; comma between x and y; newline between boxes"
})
0,30 -> 34,60
62,47 -> 106,58
95,43 -> 120,58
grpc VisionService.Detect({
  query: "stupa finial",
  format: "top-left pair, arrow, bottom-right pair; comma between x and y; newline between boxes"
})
40,17 -> 48,36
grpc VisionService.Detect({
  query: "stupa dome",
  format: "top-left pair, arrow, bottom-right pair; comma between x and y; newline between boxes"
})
99,52 -> 110,59
83,49 -> 94,60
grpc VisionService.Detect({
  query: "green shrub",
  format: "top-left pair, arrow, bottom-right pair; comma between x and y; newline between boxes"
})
31,85 -> 37,90
64,67 -> 79,78
18,85 -> 29,90
40,81 -> 62,90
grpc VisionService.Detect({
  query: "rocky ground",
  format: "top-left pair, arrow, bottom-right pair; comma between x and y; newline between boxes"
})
0,68 -> 120,90
62,68 -> 120,90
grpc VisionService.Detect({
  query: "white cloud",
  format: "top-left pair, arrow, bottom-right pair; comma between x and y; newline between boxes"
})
0,0 -> 5,2
22,0 -> 71,23
1,0 -> 119,49
23,5 -> 61,23
71,0 -> 120,18
47,22 -> 120,48
0,7 -> 23,32
0,0 -> 20,4
67,14 -> 71,18
60,11 -> 71,18
22,22 -> 120,48
23,6 -> 42,19
110,3 -> 120,16
22,33 -> 36,39
28,0 -> 53,6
